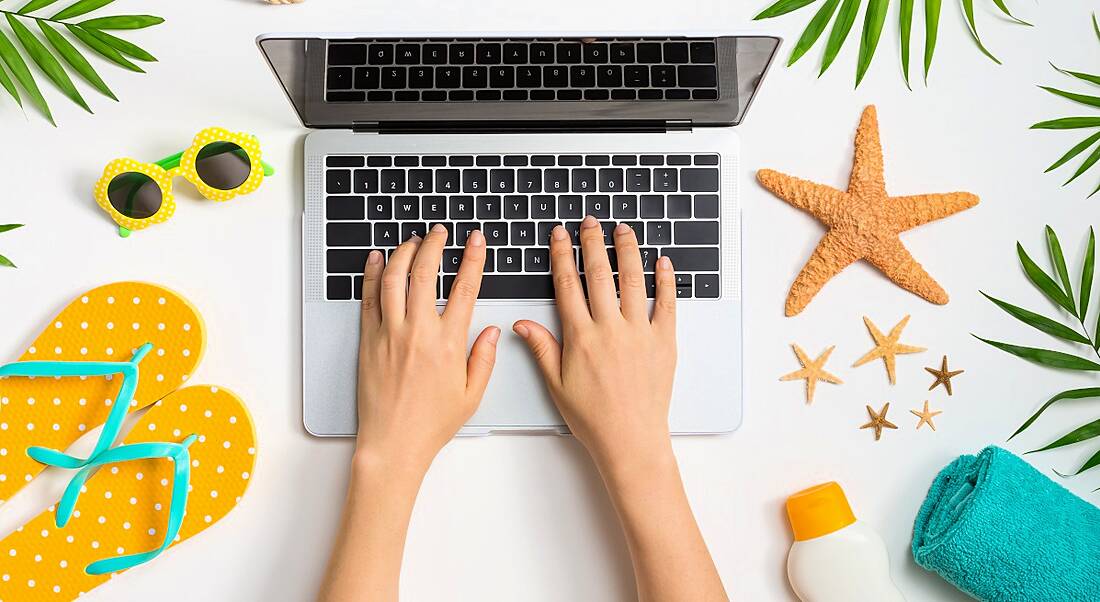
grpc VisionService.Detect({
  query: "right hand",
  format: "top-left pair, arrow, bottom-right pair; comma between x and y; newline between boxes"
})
513,216 -> 678,471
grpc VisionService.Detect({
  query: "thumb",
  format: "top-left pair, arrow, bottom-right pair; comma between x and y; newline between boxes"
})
466,326 -> 501,401
512,320 -> 562,387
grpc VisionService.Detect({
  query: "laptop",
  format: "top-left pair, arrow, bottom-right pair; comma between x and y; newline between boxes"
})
258,33 -> 780,436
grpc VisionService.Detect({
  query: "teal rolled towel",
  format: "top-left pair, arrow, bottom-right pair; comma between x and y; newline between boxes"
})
912,446 -> 1100,601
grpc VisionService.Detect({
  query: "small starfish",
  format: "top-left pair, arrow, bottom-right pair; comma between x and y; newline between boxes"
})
925,355 -> 964,396
860,403 -> 898,441
780,344 -> 844,404
910,400 -> 943,431
853,315 -> 926,384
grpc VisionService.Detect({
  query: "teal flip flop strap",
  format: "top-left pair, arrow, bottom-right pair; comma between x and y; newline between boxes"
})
36,436 -> 198,575
0,343 -> 153,469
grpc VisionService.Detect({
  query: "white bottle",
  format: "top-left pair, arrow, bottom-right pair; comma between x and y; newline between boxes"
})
785,481 -> 906,602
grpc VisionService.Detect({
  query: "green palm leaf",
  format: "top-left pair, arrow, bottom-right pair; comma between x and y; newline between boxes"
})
1046,226 -> 1076,315
1082,228 -> 1096,318
754,0 -> 1032,87
1018,242 -> 1077,315
899,0 -> 914,89
981,292 -> 1091,345
1051,64 -> 1100,88
1066,145 -> 1100,187
975,336 -> 1100,371
787,0 -> 841,67
0,0 -> 163,123
1028,418 -> 1100,453
0,254 -> 14,268
1032,117 -> 1100,130
0,223 -> 21,269
1010,387 -> 1100,440
1040,86 -> 1100,109
855,0 -> 888,87
819,0 -> 860,76
923,0 -> 942,82
1059,447 -> 1100,476
39,21 -> 114,100
0,27 -> 51,123
1045,132 -> 1100,173
6,14 -> 89,113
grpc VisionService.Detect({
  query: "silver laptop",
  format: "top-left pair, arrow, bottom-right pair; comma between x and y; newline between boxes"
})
258,33 -> 779,436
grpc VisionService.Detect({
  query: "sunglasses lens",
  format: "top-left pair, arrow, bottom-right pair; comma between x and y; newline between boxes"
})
195,142 -> 252,191
108,172 -> 163,219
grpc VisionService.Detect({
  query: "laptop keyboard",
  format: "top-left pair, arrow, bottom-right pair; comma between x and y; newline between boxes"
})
323,153 -> 722,302
325,38 -> 719,103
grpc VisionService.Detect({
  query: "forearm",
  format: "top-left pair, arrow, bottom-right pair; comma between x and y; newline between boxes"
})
318,451 -> 430,602
597,442 -> 728,602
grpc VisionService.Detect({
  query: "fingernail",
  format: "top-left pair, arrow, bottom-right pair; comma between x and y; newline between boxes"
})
409,234 -> 422,243
658,256 -> 672,269
431,223 -> 447,234
552,225 -> 568,241
614,223 -> 630,235
513,323 -> 530,338
367,250 -> 382,264
469,230 -> 485,246
486,327 -> 501,344
580,215 -> 598,229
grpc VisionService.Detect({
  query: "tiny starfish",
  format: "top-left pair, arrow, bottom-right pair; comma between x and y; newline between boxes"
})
780,344 -> 844,404
757,105 -> 979,316
860,403 -> 898,441
853,315 -> 926,385
910,400 -> 943,431
926,355 -> 964,396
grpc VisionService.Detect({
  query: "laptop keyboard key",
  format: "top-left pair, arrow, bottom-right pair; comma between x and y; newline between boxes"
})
449,196 -> 474,219
667,194 -> 692,218
446,275 -> 554,299
532,195 -> 555,218
352,169 -> 377,193
586,195 -> 610,219
663,42 -> 689,63
381,67 -> 406,88
678,65 -> 717,88
504,43 -> 528,63
463,66 -> 488,88
531,43 -> 555,63
450,43 -> 474,64
327,196 -> 364,220
652,66 -> 676,87
511,222 -> 536,245
653,168 -> 678,192
378,169 -> 403,193
661,248 -> 719,271
476,43 -> 502,64
394,196 -> 419,219
368,43 -> 393,65
328,275 -> 353,300
695,273 -> 719,298
598,168 -> 624,192
675,221 -> 719,244
400,222 -> 427,241
327,67 -> 352,89
690,41 -> 717,63
423,43 -> 447,64
640,194 -> 664,218
571,66 -> 595,87
327,169 -> 351,193
462,169 -> 487,193
525,248 -> 550,272
583,43 -> 608,63
610,43 -> 635,63
490,169 -> 515,193
367,196 -> 392,220
613,195 -> 638,219
647,221 -> 672,245
374,222 -> 400,247
639,248 -> 658,272
680,168 -> 720,192
407,169 -> 432,193
327,223 -> 371,247
435,169 -> 460,193
455,222 -> 479,245
422,196 -> 446,220
557,43 -> 582,63
484,221 -> 508,245
436,67 -> 461,88
637,42 -> 662,63
329,44 -> 366,66
477,195 -> 502,219
497,248 -> 522,272
558,195 -> 582,219
695,194 -> 719,218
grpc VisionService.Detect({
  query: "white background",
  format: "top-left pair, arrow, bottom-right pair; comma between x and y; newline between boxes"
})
1,0 -> 1098,600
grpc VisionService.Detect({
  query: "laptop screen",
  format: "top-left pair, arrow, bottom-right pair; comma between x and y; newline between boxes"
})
257,34 -> 779,130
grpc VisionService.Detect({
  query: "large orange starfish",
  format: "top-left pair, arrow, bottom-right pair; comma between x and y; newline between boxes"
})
757,105 -> 980,316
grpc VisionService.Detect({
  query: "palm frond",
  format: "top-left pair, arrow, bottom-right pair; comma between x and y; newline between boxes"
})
753,0 -> 1033,87
0,223 -> 22,269
0,0 -> 162,124
1035,14 -> 1100,199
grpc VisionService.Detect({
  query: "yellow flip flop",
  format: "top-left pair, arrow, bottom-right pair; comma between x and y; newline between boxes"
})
0,282 -> 204,504
0,386 -> 256,600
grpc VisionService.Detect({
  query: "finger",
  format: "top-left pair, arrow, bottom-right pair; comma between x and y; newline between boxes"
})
406,224 -> 448,319
465,326 -> 501,402
512,320 -> 562,389
443,229 -> 486,328
577,215 -> 618,320
651,255 -> 677,334
360,250 -> 385,330
380,235 -> 422,323
613,222 -> 647,321
549,225 -> 591,328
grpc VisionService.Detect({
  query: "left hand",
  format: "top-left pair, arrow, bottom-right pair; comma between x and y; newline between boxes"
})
355,225 -> 499,470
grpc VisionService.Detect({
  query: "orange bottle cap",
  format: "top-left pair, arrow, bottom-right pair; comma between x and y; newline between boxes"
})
786,481 -> 857,541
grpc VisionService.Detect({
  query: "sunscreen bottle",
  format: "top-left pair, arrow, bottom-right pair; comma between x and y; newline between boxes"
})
785,482 -> 906,602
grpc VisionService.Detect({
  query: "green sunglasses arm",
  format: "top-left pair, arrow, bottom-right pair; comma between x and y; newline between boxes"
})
154,149 -> 276,177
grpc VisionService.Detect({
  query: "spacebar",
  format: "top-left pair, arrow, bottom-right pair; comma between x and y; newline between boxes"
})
443,275 -> 555,299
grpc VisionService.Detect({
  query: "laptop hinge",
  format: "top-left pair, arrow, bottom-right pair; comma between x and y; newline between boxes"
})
351,119 -> 692,134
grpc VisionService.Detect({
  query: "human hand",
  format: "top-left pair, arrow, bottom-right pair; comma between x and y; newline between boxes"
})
355,225 -> 499,471
513,215 -> 678,474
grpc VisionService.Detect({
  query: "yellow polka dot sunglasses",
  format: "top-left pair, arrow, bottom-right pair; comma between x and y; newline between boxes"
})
94,127 -> 276,238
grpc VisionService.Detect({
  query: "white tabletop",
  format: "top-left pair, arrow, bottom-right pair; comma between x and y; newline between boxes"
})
1,1 -> 1096,600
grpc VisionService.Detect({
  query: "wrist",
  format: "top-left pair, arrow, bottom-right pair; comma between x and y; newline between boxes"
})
351,444 -> 433,486
592,436 -> 678,491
